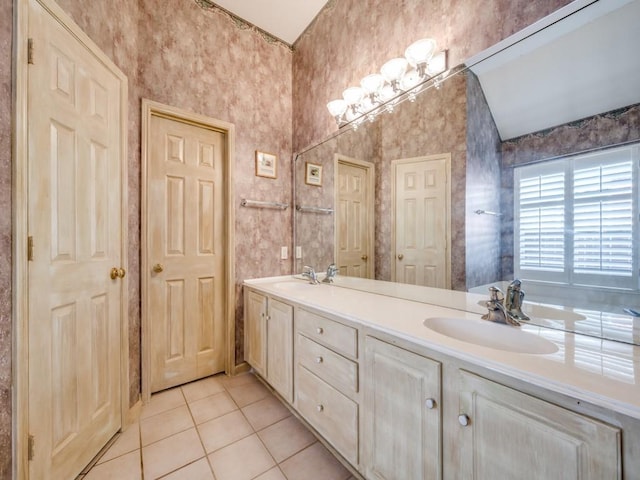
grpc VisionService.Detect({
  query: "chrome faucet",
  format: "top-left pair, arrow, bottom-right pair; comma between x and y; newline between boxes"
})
322,263 -> 339,283
505,279 -> 530,321
301,265 -> 319,284
481,285 -> 521,326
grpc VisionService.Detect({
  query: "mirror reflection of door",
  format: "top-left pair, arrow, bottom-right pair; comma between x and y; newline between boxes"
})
393,155 -> 451,287
335,156 -> 375,278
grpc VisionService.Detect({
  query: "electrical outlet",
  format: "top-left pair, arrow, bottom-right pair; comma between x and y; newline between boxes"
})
295,246 -> 302,259
280,246 -> 288,260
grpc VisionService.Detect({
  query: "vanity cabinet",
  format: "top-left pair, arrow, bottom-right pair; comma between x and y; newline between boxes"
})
294,308 -> 360,467
244,289 -> 293,403
363,336 -> 442,480
455,370 -> 621,479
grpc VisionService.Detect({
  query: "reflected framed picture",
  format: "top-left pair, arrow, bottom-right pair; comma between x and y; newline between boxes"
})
255,150 -> 277,178
305,162 -> 322,186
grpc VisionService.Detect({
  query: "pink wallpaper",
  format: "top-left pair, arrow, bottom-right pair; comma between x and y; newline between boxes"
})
0,0 -> 574,476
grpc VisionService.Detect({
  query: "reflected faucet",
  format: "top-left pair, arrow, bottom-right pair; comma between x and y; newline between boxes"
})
302,265 -> 319,284
322,263 -> 339,283
481,285 -> 521,326
505,279 -> 530,321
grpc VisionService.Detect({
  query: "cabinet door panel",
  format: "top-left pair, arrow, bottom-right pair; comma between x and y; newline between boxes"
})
267,298 -> 293,403
364,337 -> 442,480
458,371 -> 621,480
244,290 -> 267,376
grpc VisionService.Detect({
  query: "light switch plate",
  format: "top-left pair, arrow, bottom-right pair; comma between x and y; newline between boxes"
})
280,246 -> 288,260
295,246 -> 302,259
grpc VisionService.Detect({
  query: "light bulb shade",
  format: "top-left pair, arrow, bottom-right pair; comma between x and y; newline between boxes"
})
360,73 -> 385,94
400,68 -> 421,91
426,50 -> 447,76
327,99 -> 347,117
381,58 -> 408,82
342,86 -> 365,105
405,38 -> 437,66
378,84 -> 396,102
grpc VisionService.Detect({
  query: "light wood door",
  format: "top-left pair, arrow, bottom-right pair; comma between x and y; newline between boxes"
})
148,115 -> 226,392
266,298 -> 294,403
27,0 -> 125,477
364,337 -> 442,480
245,289 -> 267,377
336,159 -> 374,278
457,371 -> 621,479
393,156 -> 450,287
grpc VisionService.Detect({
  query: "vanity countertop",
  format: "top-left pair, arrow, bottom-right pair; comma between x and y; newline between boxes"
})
244,275 -> 640,420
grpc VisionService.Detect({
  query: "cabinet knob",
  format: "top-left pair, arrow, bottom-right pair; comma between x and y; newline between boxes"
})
425,398 -> 437,409
458,414 -> 470,426
397,254 -> 404,260
316,327 -> 324,334
317,404 -> 324,413
361,254 -> 368,261
315,356 -> 323,364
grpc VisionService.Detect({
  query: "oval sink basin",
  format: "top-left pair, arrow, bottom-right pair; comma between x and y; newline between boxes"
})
475,300 -> 586,321
424,317 -> 559,354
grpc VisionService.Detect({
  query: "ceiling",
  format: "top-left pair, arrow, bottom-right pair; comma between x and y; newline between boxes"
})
211,0 -> 330,45
469,0 -> 640,140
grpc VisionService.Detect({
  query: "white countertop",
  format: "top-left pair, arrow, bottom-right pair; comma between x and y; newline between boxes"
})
244,275 -> 640,421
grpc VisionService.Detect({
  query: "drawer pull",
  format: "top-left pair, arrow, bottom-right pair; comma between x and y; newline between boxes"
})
316,327 -> 324,334
315,356 -> 323,364
317,404 -> 324,413
458,414 -> 470,426
425,398 -> 437,409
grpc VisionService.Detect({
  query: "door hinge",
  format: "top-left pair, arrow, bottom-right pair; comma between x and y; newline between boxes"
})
28,435 -> 35,461
27,236 -> 34,261
27,38 -> 34,64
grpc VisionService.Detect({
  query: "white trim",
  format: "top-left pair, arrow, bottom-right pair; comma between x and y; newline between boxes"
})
141,99 -> 236,403
13,0 -> 129,477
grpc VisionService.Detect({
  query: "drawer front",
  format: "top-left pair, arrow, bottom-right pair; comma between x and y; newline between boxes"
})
297,308 -> 358,358
297,366 -> 358,466
297,334 -> 358,396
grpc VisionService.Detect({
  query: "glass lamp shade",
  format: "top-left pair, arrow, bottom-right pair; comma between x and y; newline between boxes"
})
405,38 -> 437,66
342,86 -> 365,105
400,68 -> 422,91
381,58 -> 408,82
327,99 -> 348,117
360,73 -> 385,94
426,50 -> 447,76
378,84 -> 396,102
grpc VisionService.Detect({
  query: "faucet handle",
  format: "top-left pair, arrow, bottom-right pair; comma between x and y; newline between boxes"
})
488,286 -> 504,303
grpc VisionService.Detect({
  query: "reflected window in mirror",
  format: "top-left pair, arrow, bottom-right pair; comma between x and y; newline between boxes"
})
514,143 -> 639,291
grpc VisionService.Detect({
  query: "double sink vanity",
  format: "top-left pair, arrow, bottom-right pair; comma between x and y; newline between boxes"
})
244,275 -> 640,479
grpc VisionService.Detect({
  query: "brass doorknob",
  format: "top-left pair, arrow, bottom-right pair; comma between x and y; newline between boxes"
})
398,254 -> 404,260
153,263 -> 164,273
110,267 -> 126,279
361,254 -> 368,261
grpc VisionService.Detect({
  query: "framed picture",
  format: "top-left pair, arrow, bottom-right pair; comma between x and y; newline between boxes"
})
255,150 -> 277,178
305,162 -> 323,186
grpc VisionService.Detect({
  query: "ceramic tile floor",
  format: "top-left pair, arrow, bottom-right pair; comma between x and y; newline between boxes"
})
79,372 -> 357,480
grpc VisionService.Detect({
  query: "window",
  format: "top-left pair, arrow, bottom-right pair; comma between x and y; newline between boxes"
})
514,144 -> 639,290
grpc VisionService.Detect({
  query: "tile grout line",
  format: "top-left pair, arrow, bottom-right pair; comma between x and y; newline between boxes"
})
181,382 -> 218,479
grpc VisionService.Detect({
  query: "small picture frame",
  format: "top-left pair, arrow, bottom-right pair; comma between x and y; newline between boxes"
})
305,162 -> 323,186
255,151 -> 277,178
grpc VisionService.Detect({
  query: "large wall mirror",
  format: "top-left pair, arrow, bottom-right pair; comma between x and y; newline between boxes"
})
293,0 -> 640,345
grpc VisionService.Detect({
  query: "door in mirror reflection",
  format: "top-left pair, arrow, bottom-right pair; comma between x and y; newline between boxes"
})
393,155 -> 451,288
336,156 -> 375,278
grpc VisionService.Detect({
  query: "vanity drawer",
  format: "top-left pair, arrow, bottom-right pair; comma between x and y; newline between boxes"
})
297,334 -> 358,395
296,365 -> 358,466
297,308 -> 358,358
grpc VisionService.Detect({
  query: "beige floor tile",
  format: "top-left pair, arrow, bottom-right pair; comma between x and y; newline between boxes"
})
198,410 -> 254,453
84,450 -> 141,480
208,434 -> 275,480
97,422 -> 141,464
189,391 -> 238,424
254,466 -> 287,480
141,405 -> 194,446
142,428 -> 205,479
219,371 -> 259,390
257,416 -> 317,463
182,375 -> 226,403
159,458 -> 214,480
242,394 -> 291,431
141,388 -> 186,419
227,381 -> 270,408
279,443 -> 351,480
